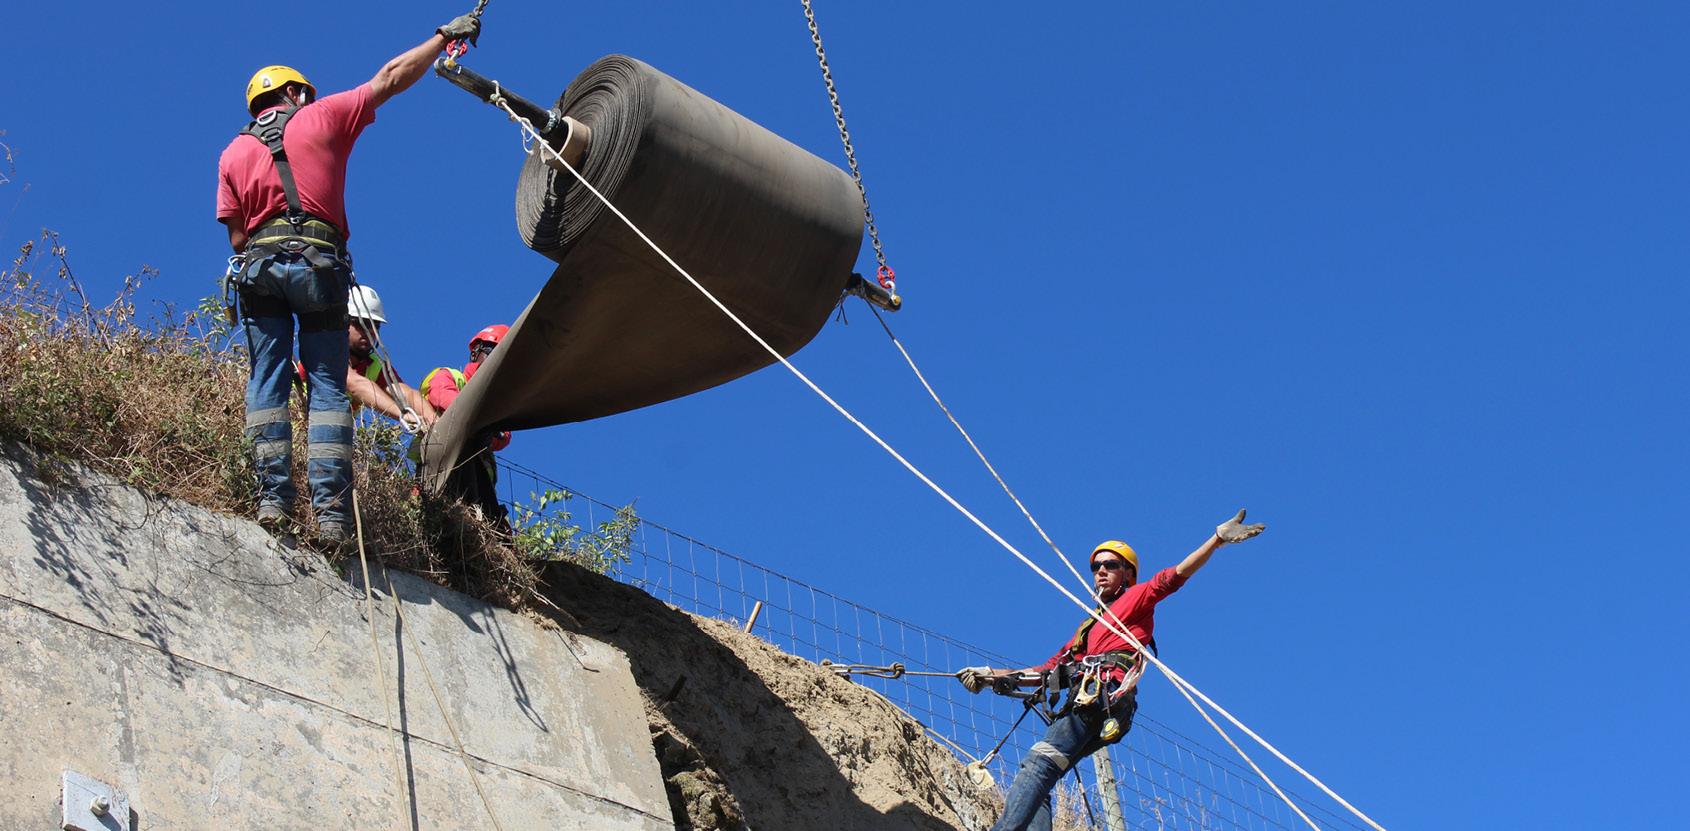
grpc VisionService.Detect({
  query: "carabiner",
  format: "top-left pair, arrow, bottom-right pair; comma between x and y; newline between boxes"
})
875,263 -> 897,292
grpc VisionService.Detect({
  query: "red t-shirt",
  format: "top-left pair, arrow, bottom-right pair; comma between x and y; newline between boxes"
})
1036,566 -> 1188,673
424,366 -> 466,413
216,84 -> 378,238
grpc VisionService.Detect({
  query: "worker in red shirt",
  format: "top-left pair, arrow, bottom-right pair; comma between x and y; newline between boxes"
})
217,9 -> 481,543
295,285 -> 437,429
421,324 -> 508,435
961,510 -> 1267,831
416,324 -> 511,520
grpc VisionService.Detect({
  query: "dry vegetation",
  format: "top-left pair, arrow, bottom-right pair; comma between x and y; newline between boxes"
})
0,231 -> 583,613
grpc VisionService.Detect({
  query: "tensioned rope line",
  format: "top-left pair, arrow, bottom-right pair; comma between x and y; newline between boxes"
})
492,96 -> 1384,831
867,306 -> 1091,593
349,488 -> 505,830
352,489 -> 411,831
382,565 -> 509,831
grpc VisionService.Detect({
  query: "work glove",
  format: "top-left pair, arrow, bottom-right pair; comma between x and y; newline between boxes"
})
958,666 -> 992,694
1215,509 -> 1266,544
437,12 -> 482,47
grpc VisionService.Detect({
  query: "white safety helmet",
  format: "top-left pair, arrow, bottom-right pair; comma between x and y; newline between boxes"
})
347,284 -> 387,325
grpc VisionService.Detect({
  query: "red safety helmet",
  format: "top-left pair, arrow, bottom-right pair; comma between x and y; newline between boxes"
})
469,324 -> 509,352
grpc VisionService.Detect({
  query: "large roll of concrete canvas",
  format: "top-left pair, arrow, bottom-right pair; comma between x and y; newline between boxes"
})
421,55 -> 864,491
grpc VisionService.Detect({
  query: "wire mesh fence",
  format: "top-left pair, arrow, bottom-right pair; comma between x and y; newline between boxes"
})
497,458 -> 1367,831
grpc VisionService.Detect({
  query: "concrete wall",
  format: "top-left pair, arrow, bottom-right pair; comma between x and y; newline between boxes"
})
0,447 -> 672,830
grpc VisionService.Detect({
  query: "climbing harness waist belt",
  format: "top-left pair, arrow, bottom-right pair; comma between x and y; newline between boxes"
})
1067,650 -> 1146,711
248,215 -> 344,253
244,215 -> 347,274
237,105 -> 346,269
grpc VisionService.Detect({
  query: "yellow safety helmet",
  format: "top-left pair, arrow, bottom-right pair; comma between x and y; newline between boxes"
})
1090,540 -> 1139,574
245,65 -> 315,115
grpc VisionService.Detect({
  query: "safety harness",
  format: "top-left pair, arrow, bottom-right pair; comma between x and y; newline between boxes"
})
237,105 -> 345,268
223,103 -> 352,331
1036,609 -> 1156,744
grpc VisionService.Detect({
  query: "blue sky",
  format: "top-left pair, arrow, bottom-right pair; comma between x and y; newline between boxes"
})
5,2 -> 1687,827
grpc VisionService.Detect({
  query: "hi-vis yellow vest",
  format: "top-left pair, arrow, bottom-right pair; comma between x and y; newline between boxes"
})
420,367 -> 467,400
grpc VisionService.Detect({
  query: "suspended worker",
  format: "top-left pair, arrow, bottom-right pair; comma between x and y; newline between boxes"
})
959,510 -> 1267,831
417,325 -> 512,520
215,9 -> 482,542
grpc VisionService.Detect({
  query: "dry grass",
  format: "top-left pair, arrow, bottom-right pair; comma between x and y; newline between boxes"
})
0,232 -> 550,612
0,232 -> 251,510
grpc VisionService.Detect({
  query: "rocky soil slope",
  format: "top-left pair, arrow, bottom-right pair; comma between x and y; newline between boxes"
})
538,560 -> 1002,830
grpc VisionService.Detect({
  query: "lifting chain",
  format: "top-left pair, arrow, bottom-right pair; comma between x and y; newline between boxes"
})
800,0 -> 896,295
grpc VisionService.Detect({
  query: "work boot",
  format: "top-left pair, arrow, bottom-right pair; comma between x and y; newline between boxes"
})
257,503 -> 291,534
317,520 -> 350,548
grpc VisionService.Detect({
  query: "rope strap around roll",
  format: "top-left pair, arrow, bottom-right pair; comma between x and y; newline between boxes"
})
492,97 -> 1385,831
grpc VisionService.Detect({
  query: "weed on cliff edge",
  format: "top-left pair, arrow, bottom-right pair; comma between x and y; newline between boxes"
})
0,232 -> 608,612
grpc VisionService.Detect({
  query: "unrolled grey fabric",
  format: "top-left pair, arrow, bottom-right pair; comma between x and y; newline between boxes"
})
420,55 -> 863,490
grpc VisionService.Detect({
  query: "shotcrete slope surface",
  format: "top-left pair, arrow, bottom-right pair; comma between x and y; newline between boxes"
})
0,444 -> 999,829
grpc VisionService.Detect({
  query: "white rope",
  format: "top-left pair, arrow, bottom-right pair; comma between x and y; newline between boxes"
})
383,566 -> 509,831
352,489 -> 410,831
1159,653 -> 1324,830
868,307 -> 1091,593
862,306 -> 1335,825
352,491 -> 503,830
495,99 -> 1385,831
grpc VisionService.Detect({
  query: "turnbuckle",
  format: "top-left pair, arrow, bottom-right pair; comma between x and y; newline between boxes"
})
820,660 -> 906,679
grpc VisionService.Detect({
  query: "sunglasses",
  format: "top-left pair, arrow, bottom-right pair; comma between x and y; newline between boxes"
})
1090,559 -> 1130,574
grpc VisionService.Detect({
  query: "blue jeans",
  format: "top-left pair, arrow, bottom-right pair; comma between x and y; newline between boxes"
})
993,689 -> 1138,831
239,251 -> 353,525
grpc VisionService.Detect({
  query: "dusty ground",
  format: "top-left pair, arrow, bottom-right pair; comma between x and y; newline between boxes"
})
538,560 -> 1003,831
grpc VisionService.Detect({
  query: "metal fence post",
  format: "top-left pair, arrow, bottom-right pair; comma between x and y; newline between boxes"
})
1091,745 -> 1128,831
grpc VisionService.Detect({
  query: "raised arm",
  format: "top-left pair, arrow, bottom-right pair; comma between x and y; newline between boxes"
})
1175,509 -> 1266,579
367,11 -> 482,108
